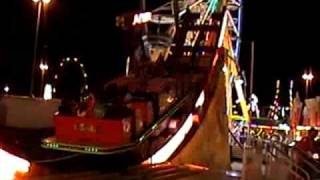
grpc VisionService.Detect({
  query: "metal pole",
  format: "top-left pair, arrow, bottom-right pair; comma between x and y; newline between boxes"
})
249,41 -> 254,96
306,80 -> 309,99
140,0 -> 148,33
40,69 -> 45,97
30,2 -> 42,97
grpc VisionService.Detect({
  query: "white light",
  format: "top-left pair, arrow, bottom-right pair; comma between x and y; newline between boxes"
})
42,0 -> 51,4
0,149 -> 30,180
150,14 -> 175,24
288,141 -> 296,147
222,65 -> 227,72
278,123 -> 290,131
83,73 -> 87,78
4,85 -> 9,93
43,84 -> 52,100
217,10 -> 228,47
32,0 -> 40,2
80,64 -> 84,68
54,75 -> 58,79
296,136 -> 302,141
195,90 -> 205,108
39,63 -> 48,70
313,153 -> 319,159
66,57 -> 70,62
132,12 -> 152,25
302,73 -> 314,80
144,113 -> 194,164
74,57 -> 78,62
126,56 -> 130,77
60,62 -> 63,67
297,126 -> 312,131
85,85 -> 88,90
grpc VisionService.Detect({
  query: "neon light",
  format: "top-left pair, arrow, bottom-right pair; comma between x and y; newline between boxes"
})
208,0 -> 219,13
226,11 -> 239,37
132,12 -> 152,25
185,163 -> 209,171
234,79 -> 249,121
217,11 -> 228,47
145,113 -> 194,164
0,149 -> 30,180
235,0 -> 243,59
195,90 -> 205,108
289,80 -> 293,109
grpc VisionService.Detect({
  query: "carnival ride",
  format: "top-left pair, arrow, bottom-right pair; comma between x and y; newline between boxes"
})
39,0 -> 248,164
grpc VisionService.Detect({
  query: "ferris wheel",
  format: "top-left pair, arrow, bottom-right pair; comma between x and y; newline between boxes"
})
52,57 -> 89,101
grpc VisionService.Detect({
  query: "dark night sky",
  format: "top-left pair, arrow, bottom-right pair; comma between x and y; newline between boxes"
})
0,0 -> 319,105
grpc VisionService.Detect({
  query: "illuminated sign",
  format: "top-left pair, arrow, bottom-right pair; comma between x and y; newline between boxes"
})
132,12 -> 152,25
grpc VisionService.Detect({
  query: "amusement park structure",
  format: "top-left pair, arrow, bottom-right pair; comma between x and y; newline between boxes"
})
0,0 -> 251,178
41,0 -> 249,163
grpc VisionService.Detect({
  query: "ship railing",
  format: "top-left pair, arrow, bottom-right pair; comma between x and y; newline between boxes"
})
137,93 -> 193,143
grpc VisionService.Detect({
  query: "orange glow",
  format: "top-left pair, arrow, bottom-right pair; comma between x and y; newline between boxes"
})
185,163 -> 209,171
0,149 -> 30,180
192,114 -> 200,124
144,113 -> 194,164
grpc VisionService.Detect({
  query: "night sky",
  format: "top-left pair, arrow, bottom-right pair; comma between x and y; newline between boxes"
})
0,0 -> 319,106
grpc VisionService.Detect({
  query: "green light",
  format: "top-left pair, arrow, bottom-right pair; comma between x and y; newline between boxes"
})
208,0 -> 219,13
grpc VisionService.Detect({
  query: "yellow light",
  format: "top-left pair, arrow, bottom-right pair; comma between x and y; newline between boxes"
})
0,149 -> 30,180
42,0 -> 51,4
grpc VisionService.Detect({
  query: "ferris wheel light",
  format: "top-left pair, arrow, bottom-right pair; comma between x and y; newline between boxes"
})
54,57 -> 88,98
